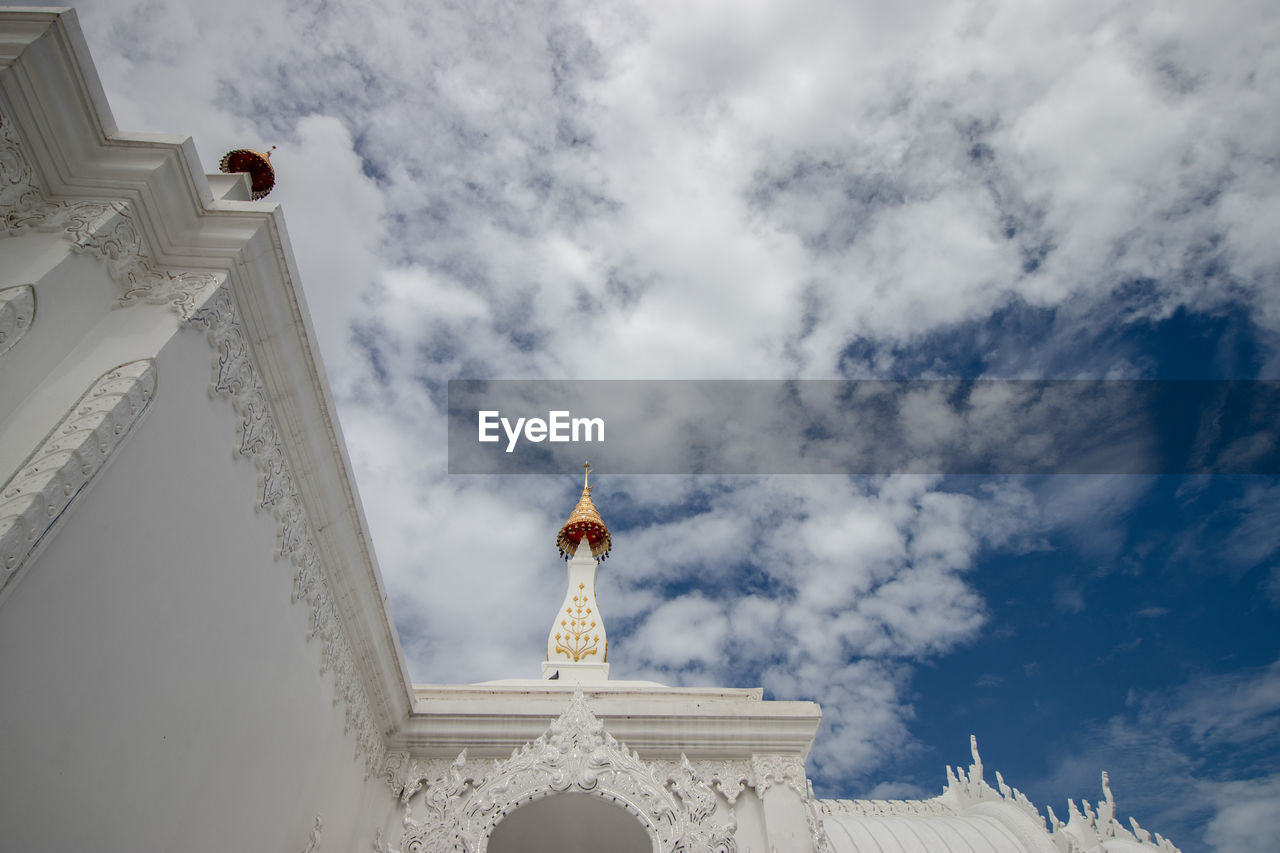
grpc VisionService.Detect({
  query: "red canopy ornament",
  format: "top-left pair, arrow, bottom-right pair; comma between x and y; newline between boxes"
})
555,461 -> 612,561
219,145 -> 277,199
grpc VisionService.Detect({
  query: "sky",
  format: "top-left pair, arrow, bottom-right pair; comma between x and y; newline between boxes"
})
39,1 -> 1280,850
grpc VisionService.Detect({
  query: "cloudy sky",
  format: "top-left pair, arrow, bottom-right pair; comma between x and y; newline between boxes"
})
48,0 -> 1280,850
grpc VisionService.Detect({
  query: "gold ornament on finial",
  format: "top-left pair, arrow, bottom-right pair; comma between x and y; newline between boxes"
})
555,460 -> 611,561
219,145 -> 277,199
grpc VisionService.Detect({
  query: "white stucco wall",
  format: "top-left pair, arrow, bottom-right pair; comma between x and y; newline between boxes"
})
0,258 -> 385,851
0,244 -> 121,480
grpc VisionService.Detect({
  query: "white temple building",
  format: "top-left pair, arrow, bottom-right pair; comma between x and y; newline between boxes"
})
0,9 -> 1183,853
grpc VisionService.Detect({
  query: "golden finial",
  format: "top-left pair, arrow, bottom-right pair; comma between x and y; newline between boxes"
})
219,145 -> 277,200
556,461 -> 611,561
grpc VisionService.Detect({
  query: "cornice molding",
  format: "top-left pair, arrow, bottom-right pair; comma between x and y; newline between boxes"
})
398,684 -> 821,760
0,113 -> 223,318
387,753 -> 794,811
0,358 -> 155,600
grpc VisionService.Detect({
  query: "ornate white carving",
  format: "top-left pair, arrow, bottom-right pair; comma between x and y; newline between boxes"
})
0,113 -> 222,319
941,735 -> 1045,823
815,798 -> 955,817
1043,772 -> 1181,853
0,283 -> 34,356
652,759 -> 754,805
750,754 -> 809,799
0,359 -> 156,596
189,285 -> 384,774
940,737 -> 1181,853
806,795 -> 836,853
383,751 -> 481,804
71,203 -> 224,318
381,751 -> 417,800
0,110 -> 61,221
392,689 -> 738,853
301,816 -> 322,853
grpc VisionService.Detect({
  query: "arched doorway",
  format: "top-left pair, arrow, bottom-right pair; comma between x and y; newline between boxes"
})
486,792 -> 654,853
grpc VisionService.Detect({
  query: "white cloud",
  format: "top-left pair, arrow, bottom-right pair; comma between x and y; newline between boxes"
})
594,474 -> 1020,781
1159,660 -> 1280,748
1034,658 -> 1280,852
628,594 -> 730,668
76,0 -> 1280,388
273,115 -> 387,378
1204,775 -> 1280,853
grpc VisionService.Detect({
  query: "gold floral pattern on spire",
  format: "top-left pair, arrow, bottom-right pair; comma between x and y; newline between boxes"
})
555,461 -> 611,561
553,581 -> 601,661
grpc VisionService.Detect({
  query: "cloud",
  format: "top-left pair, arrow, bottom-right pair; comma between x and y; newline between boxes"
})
73,0 -> 1280,389
627,594 -> 730,668
1204,774 -> 1280,853
594,475 -> 1026,783
1155,659 -> 1280,749
1053,582 -> 1086,614
1033,658 -> 1280,852
1221,483 -> 1280,571
274,115 -> 388,377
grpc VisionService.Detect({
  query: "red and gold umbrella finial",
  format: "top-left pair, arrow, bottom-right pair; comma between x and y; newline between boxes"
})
555,461 -> 611,561
219,145 -> 277,200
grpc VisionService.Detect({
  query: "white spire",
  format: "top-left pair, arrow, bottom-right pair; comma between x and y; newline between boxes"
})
542,464 -> 611,682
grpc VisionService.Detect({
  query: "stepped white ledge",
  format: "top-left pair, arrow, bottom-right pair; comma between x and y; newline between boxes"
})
541,659 -> 610,682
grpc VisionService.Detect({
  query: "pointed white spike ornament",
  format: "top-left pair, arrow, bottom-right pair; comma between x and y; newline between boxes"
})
940,737 -> 1183,853
543,462 -> 611,681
